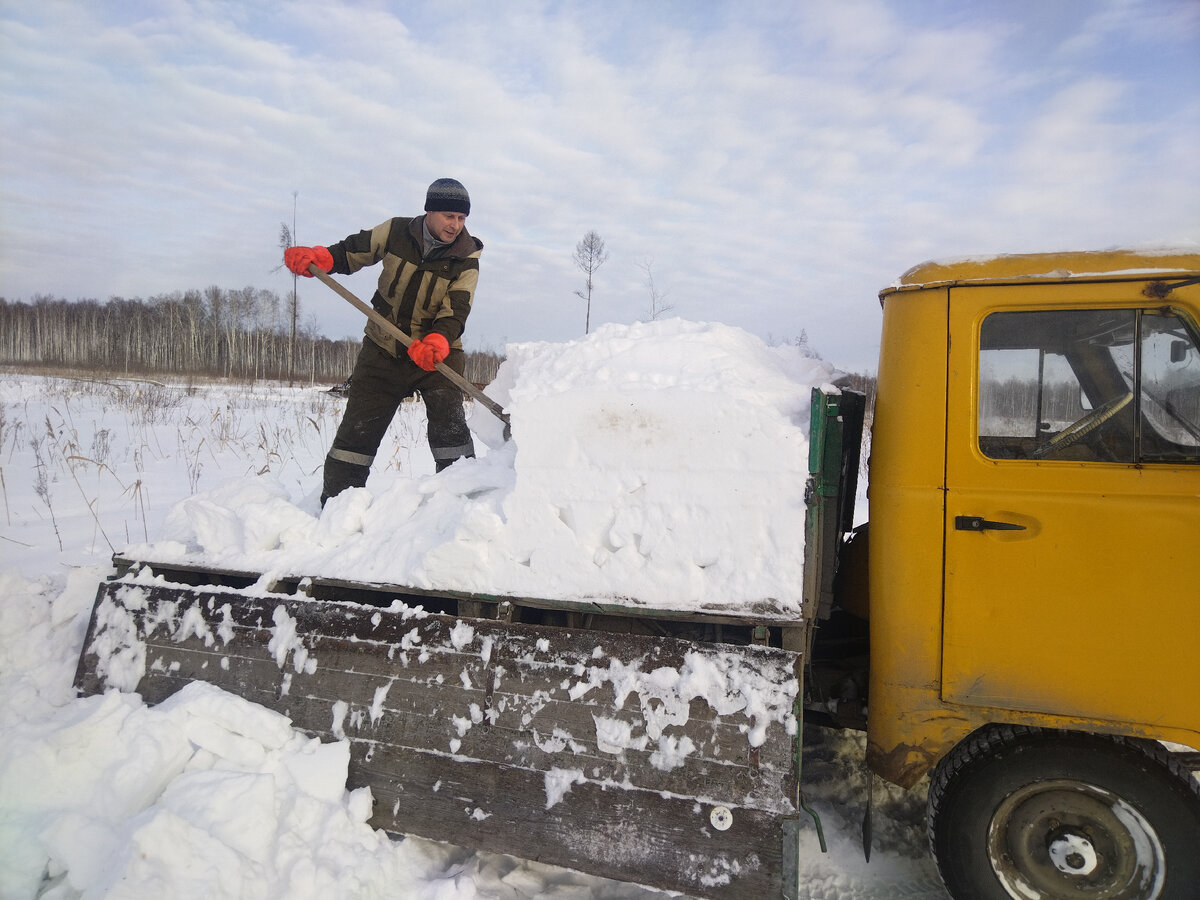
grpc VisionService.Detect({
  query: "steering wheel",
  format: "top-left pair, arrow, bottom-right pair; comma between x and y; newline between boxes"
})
1033,392 -> 1133,458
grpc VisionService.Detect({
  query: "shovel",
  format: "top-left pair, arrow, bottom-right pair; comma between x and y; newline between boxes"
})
309,264 -> 511,438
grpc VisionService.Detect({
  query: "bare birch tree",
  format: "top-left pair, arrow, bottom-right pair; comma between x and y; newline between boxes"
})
638,258 -> 674,321
573,230 -> 608,334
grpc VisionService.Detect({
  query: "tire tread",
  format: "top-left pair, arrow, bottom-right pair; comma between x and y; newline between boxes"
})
927,725 -> 1200,899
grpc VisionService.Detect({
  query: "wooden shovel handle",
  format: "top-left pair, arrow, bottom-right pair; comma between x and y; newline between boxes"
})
310,265 -> 510,428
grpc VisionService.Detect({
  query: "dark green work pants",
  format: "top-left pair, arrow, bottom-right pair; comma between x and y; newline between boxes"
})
322,339 -> 475,502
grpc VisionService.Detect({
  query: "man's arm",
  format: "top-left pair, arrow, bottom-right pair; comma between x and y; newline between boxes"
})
327,219 -> 401,276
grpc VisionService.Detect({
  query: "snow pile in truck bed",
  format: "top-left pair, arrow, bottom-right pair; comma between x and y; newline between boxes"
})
127,320 -> 836,614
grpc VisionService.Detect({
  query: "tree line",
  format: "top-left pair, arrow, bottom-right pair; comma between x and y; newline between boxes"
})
980,377 -> 1086,423
0,289 -> 503,386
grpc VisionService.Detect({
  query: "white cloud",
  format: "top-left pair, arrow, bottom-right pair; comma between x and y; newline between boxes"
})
0,0 -> 1196,373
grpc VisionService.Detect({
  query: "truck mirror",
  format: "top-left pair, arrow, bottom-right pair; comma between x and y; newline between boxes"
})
1171,339 -> 1189,364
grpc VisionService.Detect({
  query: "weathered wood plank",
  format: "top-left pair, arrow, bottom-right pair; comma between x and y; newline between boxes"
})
352,744 -> 796,900
110,613 -> 797,762
112,555 -> 807,626
149,642 -> 795,764
128,640 -> 797,811
75,579 -> 804,900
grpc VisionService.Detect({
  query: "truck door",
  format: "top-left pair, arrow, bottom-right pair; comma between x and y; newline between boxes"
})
941,280 -> 1200,732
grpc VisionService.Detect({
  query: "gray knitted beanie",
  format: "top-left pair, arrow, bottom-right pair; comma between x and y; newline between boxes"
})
425,178 -> 471,215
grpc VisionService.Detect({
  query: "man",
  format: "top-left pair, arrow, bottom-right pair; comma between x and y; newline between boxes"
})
284,178 -> 483,504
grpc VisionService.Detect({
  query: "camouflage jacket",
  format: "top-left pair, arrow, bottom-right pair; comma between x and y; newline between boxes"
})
328,216 -> 483,355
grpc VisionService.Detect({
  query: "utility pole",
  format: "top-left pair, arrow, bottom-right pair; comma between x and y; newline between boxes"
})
289,191 -> 298,386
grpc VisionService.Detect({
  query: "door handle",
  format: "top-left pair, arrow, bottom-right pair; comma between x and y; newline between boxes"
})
955,515 -> 1027,532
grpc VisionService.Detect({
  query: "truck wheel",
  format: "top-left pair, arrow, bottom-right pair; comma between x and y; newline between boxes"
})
927,725 -> 1200,900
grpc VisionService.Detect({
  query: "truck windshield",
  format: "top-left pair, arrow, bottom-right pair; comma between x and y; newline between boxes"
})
977,308 -> 1200,463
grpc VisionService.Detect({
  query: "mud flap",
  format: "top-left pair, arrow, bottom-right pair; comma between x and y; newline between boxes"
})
75,579 -> 804,900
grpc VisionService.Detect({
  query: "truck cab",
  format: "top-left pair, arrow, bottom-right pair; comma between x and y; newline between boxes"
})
822,250 -> 1200,899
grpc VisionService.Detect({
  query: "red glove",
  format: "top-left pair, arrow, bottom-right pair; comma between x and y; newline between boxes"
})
284,245 -> 333,277
407,333 -> 450,371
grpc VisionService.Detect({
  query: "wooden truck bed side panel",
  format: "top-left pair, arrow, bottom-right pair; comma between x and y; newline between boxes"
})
75,579 -> 805,900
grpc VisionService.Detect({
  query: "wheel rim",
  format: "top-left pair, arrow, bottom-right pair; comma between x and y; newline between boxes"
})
987,779 -> 1166,899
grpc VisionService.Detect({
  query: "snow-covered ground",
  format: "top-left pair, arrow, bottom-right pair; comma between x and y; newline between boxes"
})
0,320 -> 949,899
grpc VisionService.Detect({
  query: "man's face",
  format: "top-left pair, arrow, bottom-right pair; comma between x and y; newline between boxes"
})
426,211 -> 466,242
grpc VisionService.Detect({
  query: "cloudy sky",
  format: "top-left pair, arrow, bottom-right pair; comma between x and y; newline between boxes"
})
1,0 -> 1197,372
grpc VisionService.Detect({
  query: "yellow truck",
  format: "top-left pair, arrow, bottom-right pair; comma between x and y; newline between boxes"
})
75,250 -> 1200,899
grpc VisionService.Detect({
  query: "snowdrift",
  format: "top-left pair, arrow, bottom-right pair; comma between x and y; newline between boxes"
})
125,320 -> 838,615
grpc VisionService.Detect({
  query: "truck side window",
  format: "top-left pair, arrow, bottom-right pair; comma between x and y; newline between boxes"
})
977,309 -> 1200,464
